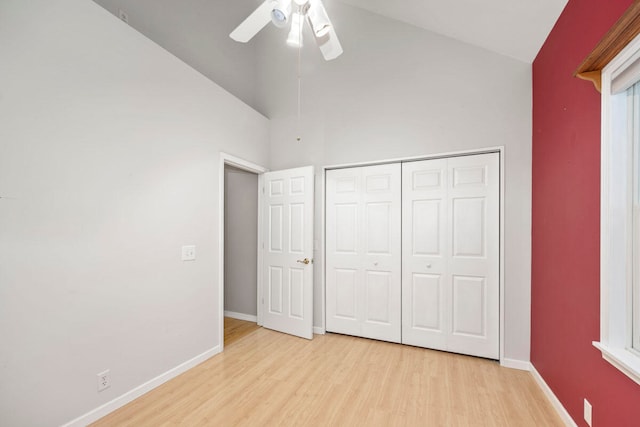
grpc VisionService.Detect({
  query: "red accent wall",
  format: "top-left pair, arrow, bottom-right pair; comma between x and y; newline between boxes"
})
532,0 -> 640,425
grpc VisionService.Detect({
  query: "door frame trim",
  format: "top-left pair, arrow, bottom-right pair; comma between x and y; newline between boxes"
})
322,146 -> 506,364
218,152 -> 267,352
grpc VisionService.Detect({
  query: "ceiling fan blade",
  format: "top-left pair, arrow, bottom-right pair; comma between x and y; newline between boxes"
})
230,1 -> 272,43
308,0 -> 343,60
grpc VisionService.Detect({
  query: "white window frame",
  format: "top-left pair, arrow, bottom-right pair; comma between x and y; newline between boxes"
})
597,32 -> 640,385
633,83 -> 640,354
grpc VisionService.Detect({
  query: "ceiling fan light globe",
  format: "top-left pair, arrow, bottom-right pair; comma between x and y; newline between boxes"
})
271,9 -> 287,26
270,0 -> 292,28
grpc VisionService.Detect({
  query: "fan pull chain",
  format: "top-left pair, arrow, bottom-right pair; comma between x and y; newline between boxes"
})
296,9 -> 303,142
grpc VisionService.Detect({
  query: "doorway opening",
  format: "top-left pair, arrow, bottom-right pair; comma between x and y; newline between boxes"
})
218,153 -> 266,350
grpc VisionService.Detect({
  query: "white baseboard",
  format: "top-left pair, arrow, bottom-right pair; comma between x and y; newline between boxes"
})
530,363 -> 577,427
224,311 -> 258,322
62,346 -> 221,427
313,326 -> 326,335
500,357 -> 532,371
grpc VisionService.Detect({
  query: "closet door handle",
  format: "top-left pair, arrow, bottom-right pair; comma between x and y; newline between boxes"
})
296,258 -> 311,265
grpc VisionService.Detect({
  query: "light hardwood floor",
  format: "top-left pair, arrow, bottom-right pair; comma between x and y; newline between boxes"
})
91,318 -> 562,426
224,316 -> 261,346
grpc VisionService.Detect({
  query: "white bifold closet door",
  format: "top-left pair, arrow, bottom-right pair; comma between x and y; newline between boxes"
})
402,153 -> 499,359
326,152 -> 499,359
325,163 -> 402,343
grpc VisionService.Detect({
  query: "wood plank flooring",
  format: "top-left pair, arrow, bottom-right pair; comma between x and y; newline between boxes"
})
91,319 -> 562,426
224,317 -> 261,346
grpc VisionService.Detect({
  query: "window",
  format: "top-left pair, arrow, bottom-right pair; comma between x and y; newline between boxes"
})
597,33 -> 640,384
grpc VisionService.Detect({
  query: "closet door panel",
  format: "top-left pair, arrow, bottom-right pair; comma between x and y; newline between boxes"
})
326,164 -> 401,343
401,159 -> 449,350
447,153 -> 499,359
326,168 -> 362,337
402,153 -> 499,359
410,273 -> 443,331
359,164 -> 401,342
334,268 -> 357,319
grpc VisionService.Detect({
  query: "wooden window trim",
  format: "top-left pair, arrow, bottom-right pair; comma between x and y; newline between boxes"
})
575,1 -> 640,92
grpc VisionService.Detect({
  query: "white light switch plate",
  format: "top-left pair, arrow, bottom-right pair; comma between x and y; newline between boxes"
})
181,245 -> 196,261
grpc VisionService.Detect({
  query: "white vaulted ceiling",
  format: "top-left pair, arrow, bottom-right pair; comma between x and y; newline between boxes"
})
338,0 -> 568,62
92,0 -> 568,114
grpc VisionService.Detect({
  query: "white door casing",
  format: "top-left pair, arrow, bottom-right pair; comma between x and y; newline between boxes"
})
402,153 -> 500,359
262,166 -> 314,339
325,163 -> 402,343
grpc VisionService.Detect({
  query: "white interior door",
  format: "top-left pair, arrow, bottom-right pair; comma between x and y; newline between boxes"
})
325,164 -> 401,343
261,166 -> 314,339
402,153 -> 499,359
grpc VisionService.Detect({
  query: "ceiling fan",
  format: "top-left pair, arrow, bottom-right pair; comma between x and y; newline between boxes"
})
230,0 -> 343,61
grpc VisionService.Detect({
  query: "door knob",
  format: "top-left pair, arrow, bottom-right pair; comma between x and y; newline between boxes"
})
426,263 -> 432,268
297,258 -> 311,265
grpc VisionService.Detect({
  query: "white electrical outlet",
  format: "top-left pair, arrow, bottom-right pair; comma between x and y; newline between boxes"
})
584,398 -> 592,426
97,370 -> 110,392
181,245 -> 196,261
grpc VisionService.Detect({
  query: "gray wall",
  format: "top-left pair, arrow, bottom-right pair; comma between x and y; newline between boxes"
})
257,1 -> 533,363
224,166 -> 258,317
0,1 -> 268,425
